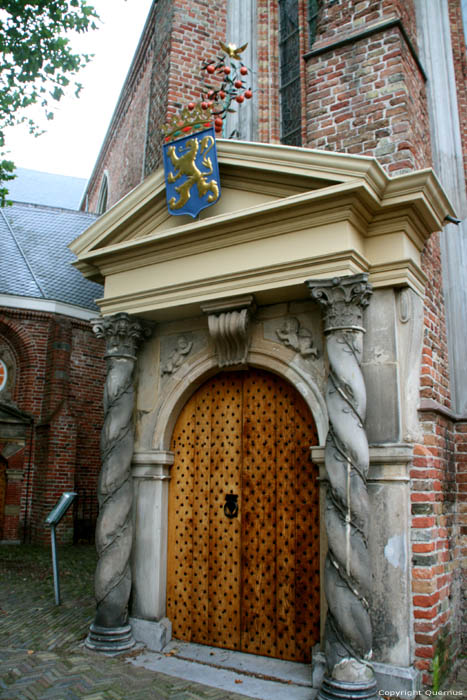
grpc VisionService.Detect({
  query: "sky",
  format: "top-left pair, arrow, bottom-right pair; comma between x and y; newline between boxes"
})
3,0 -> 154,180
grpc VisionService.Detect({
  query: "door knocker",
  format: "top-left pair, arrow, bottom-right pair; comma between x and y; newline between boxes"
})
224,493 -> 239,519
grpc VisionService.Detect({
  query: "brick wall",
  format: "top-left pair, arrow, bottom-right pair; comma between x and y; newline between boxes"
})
304,0 -> 431,174
455,421 -> 467,650
410,232 -> 462,687
448,0 -> 467,192
145,0 -> 227,175
0,308 -> 105,545
256,0 -> 281,144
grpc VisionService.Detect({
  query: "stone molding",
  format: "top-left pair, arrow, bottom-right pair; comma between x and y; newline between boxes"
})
312,444 -> 414,483
201,295 -> 256,367
149,342 -> 328,453
132,450 -> 174,480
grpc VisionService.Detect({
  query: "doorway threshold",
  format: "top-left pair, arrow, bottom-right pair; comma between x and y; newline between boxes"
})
128,639 -> 317,700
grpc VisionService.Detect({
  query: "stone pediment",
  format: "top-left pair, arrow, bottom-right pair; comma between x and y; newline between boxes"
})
70,140 -> 454,320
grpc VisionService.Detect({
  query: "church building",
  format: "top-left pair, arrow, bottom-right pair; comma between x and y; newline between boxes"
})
72,0 -> 466,695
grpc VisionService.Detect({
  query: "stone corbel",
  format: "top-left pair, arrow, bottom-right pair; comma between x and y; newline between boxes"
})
201,295 -> 256,367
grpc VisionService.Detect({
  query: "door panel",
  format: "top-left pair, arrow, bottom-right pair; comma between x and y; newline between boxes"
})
167,368 -> 320,661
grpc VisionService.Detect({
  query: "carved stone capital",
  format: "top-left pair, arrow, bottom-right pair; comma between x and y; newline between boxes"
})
306,274 -> 372,333
201,295 -> 256,367
91,313 -> 153,359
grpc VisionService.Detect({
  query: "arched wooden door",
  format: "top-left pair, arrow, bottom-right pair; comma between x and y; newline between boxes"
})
167,368 -> 320,662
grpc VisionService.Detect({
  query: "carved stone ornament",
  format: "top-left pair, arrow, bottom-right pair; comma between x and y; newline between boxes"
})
307,274 -> 372,333
86,313 -> 152,654
161,335 -> 193,375
91,312 -> 152,359
307,274 -> 378,700
276,317 -> 319,358
201,295 -> 256,367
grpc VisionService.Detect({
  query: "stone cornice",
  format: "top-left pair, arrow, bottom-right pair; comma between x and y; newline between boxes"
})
418,398 -> 467,423
70,142 -> 455,320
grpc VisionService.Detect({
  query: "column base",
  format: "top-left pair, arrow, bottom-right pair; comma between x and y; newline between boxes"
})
317,675 -> 378,700
85,623 -> 135,653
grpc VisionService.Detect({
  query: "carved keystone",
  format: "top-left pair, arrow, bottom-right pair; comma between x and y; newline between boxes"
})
201,295 -> 256,367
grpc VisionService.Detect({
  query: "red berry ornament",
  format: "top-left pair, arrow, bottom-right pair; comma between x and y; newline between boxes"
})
201,101 -> 208,110
187,102 -> 195,110
223,65 -> 231,75
214,117 -> 223,127
244,89 -> 252,99
206,64 -> 215,74
240,66 -> 248,75
235,94 -> 244,103
234,80 -> 243,88
219,90 -> 226,99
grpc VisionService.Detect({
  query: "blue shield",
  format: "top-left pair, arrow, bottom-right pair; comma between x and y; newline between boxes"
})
163,126 -> 221,217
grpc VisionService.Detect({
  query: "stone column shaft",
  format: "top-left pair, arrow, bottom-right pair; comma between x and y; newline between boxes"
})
307,274 -> 378,700
86,312 -> 151,653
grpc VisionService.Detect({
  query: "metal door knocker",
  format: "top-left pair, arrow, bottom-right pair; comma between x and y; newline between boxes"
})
224,493 -> 239,519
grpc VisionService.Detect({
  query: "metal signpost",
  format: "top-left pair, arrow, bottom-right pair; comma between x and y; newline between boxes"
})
45,492 -> 77,605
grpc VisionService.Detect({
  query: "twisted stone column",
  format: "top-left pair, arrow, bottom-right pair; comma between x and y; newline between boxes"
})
86,313 -> 151,653
306,275 -> 378,700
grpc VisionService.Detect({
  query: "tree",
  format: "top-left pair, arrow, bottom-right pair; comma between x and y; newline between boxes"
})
0,0 -> 98,205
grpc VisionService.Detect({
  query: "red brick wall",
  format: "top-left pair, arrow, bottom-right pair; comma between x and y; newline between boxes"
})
304,0 -> 431,173
0,308 -> 105,545
256,0 -> 281,144
410,233 -> 461,687
144,0 -> 174,176
448,0 -> 467,192
145,0 -> 228,175
455,421 -> 467,650
86,51 -> 153,213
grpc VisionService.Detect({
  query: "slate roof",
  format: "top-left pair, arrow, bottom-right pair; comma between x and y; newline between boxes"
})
7,168 -> 87,210
0,202 -> 101,311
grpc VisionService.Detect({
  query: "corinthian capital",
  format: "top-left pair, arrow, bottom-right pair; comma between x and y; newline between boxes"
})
91,313 -> 152,359
306,274 -> 372,333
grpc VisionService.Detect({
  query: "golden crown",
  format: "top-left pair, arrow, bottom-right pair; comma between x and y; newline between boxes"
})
162,102 -> 213,143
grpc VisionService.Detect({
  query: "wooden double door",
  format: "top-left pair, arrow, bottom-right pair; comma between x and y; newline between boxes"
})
167,368 -> 320,661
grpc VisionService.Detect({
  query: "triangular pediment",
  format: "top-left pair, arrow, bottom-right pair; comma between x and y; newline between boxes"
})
70,140 -> 388,270
70,140 -> 453,316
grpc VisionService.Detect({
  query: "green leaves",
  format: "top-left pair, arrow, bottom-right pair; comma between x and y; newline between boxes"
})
0,0 -> 99,200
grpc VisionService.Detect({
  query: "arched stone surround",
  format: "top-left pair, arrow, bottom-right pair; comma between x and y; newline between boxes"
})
130,303 -> 328,641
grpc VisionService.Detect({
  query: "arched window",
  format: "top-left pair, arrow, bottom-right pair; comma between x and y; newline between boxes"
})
308,0 -> 320,47
278,0 -> 302,146
96,171 -> 109,215
0,359 -> 7,392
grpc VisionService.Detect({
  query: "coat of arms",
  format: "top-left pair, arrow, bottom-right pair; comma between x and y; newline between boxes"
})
162,103 -> 221,218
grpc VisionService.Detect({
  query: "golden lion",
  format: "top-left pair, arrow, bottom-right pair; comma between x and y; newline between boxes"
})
167,135 -> 219,211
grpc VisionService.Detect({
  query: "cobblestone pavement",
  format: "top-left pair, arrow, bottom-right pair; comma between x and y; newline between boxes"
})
0,544 -> 465,699
0,544 -> 251,699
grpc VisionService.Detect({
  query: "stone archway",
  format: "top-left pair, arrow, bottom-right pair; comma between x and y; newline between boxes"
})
130,335 -> 328,637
